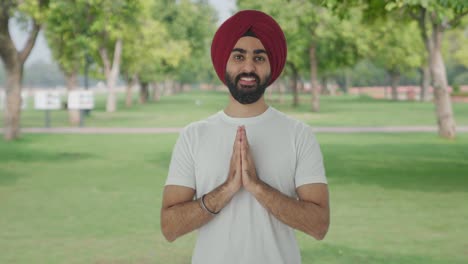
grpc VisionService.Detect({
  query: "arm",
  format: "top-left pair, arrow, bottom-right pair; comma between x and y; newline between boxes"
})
161,127 -> 244,242
160,182 -> 237,242
251,182 -> 329,240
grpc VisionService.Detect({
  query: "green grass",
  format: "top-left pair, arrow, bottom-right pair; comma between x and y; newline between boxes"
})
6,90 -> 468,128
1,133 -> 467,263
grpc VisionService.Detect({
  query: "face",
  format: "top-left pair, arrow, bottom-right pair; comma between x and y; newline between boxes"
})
225,36 -> 271,104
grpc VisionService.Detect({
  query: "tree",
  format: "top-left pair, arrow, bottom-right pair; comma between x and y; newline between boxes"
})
121,11 -> 190,104
152,0 -> 217,93
0,0 -> 49,140
171,0 -> 218,87
328,0 -> 468,138
45,0 -> 93,125
86,0 -> 141,113
238,0 -> 365,111
367,19 -> 423,100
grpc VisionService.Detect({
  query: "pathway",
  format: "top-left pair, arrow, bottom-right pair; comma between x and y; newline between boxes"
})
2,126 -> 468,134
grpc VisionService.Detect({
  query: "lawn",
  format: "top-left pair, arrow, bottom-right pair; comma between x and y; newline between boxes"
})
6,90 -> 468,128
1,133 -> 467,263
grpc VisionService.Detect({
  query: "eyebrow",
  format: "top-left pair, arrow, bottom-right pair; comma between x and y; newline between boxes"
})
232,48 -> 267,55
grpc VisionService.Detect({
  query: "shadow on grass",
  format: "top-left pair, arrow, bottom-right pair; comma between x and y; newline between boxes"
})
0,168 -> 23,186
0,148 -> 96,163
301,243 -> 463,264
0,148 -> 96,186
323,142 -> 468,193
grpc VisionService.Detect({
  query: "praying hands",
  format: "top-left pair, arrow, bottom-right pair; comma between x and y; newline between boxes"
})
225,126 -> 261,195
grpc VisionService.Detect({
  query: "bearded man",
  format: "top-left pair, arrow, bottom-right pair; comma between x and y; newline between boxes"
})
161,10 -> 330,264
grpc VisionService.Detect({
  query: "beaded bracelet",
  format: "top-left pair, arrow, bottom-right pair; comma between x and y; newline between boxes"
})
199,194 -> 220,215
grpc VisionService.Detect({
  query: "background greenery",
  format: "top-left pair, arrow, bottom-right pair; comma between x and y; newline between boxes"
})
3,90 -> 468,128
1,92 -> 468,263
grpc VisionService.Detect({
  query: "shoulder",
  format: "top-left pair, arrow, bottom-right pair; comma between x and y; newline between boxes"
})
269,107 -> 315,136
179,111 -> 223,139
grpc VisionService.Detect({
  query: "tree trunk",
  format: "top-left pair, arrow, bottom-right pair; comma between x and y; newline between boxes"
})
344,69 -> 351,94
3,63 -> 23,140
389,70 -> 400,101
309,44 -> 320,112
278,80 -> 285,104
164,79 -> 173,96
99,38 -> 123,113
125,74 -> 137,108
139,82 -> 149,104
298,79 -> 304,93
175,82 -> 182,94
65,71 -> 80,126
0,10 -> 41,140
288,62 -> 299,107
417,8 -> 456,138
419,65 -> 430,101
291,74 -> 298,107
321,76 -> 328,95
152,82 -> 161,102
430,24 -> 456,139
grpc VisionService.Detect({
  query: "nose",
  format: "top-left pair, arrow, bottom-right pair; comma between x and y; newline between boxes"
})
241,59 -> 256,73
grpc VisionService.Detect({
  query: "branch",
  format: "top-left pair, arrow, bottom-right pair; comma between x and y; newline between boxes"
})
407,6 -> 421,21
18,20 -> 41,64
111,38 -> 122,73
99,47 -> 111,79
0,1 -> 15,33
448,9 -> 468,27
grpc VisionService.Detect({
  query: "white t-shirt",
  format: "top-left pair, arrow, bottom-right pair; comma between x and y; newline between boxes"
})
166,106 -> 327,264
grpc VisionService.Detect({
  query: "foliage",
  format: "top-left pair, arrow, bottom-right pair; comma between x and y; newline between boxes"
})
366,19 -> 423,75
443,17 -> 468,69
152,0 -> 218,84
121,1 -> 191,83
237,0 -> 367,82
45,0 -> 92,75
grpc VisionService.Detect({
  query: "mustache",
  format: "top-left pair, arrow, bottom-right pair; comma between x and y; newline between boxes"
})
235,73 -> 260,84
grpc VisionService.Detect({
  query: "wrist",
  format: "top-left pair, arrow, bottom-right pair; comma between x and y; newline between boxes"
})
247,178 -> 263,196
199,194 -> 220,215
223,178 -> 240,196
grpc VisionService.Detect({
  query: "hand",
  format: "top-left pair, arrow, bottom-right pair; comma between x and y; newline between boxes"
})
224,126 -> 242,195
240,126 -> 260,193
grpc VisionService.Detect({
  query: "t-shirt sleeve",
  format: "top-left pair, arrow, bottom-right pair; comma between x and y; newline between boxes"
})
165,127 -> 196,189
294,125 -> 327,188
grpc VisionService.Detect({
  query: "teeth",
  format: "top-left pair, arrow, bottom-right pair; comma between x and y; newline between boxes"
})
241,77 -> 255,81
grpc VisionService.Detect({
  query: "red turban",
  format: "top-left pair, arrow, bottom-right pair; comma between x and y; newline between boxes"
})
211,10 -> 287,86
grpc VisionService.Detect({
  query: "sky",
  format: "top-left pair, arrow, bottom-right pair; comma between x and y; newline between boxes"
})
10,0 -> 237,66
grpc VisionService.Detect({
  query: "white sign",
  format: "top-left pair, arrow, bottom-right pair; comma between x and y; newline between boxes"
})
68,90 -> 94,110
34,91 -> 62,110
0,91 -> 28,110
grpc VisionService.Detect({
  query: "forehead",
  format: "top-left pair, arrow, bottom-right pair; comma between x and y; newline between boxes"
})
232,36 -> 266,51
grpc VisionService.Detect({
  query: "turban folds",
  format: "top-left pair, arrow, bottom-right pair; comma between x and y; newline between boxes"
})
211,10 -> 287,86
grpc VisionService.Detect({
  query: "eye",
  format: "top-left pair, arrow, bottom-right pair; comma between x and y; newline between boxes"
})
254,56 -> 266,62
233,54 -> 244,61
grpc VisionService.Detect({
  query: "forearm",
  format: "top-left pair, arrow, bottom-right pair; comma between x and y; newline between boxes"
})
161,183 -> 236,242
252,182 -> 329,240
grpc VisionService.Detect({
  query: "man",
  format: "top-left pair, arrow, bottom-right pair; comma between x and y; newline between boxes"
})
161,10 -> 329,264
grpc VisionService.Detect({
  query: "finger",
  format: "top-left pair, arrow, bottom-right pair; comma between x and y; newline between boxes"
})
233,127 -> 241,152
241,135 -> 248,166
241,127 -> 255,166
241,126 -> 249,147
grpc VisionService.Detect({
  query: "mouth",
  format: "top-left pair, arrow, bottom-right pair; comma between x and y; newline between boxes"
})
238,76 -> 257,86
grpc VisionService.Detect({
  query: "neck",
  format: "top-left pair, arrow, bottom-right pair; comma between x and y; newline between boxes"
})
224,95 -> 269,118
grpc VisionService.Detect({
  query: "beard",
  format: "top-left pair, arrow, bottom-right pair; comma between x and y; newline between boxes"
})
225,72 -> 271,105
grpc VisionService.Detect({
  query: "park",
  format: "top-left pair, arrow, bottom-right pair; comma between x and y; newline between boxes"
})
1,0 -> 468,263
